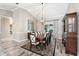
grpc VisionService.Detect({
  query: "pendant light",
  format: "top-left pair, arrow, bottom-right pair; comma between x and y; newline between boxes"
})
41,3 -> 44,23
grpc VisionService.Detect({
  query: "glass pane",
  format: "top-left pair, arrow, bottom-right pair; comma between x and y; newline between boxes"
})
68,17 -> 72,24
72,17 -> 75,32
68,24 -> 73,32
68,17 -> 72,32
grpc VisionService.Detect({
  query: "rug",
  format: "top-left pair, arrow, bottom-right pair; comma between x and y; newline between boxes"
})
21,42 -> 54,56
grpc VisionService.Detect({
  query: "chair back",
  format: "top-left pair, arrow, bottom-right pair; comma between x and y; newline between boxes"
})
46,32 -> 51,45
35,32 -> 37,37
46,33 -> 49,39
30,35 -> 36,44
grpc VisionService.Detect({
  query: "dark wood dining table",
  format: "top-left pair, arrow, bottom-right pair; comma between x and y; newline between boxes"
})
36,34 -> 46,50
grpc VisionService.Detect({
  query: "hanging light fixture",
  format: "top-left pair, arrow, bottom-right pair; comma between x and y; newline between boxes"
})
16,3 -> 19,5
41,3 -> 44,23
15,3 -> 20,7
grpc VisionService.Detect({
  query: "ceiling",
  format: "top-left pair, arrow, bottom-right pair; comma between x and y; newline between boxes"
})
0,3 -> 69,20
0,3 -> 17,10
0,3 -> 40,11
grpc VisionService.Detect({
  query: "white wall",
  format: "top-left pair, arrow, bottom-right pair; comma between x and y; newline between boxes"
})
0,9 -> 12,17
13,8 -> 38,42
0,7 -> 43,42
0,17 -> 1,34
13,8 -> 28,42
0,17 -> 1,39
1,17 -> 10,39
0,9 -> 13,40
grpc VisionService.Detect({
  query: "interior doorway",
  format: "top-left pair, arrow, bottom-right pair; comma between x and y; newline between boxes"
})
44,20 -> 58,38
1,16 -> 13,39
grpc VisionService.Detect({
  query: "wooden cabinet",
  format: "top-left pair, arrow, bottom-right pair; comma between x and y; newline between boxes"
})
63,12 -> 77,55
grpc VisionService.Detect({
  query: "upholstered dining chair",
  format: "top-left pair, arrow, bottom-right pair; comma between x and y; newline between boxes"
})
46,32 -> 51,46
35,32 -> 37,37
30,34 -> 40,50
42,37 -> 47,50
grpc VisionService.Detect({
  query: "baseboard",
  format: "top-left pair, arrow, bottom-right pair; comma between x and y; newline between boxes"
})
12,39 -> 27,43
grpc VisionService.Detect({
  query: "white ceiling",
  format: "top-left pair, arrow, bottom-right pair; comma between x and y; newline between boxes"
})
0,3 -> 40,11
0,3 -> 17,10
0,3 -> 69,20
24,3 -> 68,20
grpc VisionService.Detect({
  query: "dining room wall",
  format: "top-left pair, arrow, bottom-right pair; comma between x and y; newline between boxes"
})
12,7 -> 39,42
0,9 -> 13,17
0,17 -> 1,39
0,9 -> 13,40
36,20 -> 44,32
0,17 -> 11,39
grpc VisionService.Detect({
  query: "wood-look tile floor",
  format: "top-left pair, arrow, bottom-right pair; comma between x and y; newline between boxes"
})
0,37 -> 73,56
0,37 -> 40,56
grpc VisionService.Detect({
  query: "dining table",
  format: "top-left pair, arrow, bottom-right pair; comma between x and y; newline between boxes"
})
36,34 -> 46,51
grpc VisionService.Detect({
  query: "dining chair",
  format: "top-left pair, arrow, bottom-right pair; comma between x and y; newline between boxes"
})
30,34 -> 40,50
35,32 -> 37,37
42,37 -> 47,50
46,32 -> 51,46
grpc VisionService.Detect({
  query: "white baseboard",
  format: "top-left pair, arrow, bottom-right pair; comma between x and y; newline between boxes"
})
12,39 -> 27,43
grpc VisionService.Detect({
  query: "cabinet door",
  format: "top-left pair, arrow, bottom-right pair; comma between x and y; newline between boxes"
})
65,13 -> 77,55
66,32 -> 77,55
67,15 -> 77,33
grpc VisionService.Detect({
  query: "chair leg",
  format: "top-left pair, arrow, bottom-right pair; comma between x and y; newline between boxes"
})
30,44 -> 32,50
35,45 -> 37,49
44,43 -> 46,49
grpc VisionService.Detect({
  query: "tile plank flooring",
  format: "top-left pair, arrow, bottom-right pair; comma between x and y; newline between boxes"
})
0,37 -> 40,56
0,37 -> 73,56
